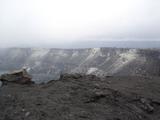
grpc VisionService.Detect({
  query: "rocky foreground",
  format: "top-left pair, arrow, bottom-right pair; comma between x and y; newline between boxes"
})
0,74 -> 160,120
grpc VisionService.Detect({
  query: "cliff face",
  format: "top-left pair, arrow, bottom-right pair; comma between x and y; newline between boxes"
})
0,48 -> 160,83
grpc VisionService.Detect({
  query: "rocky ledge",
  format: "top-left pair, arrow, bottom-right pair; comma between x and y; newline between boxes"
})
0,69 -> 34,86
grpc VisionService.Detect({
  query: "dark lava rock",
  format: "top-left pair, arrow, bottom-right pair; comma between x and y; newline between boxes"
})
59,73 -> 83,80
0,69 -> 34,84
0,74 -> 160,120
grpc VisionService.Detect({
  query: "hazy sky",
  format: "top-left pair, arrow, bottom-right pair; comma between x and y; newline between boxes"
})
0,0 -> 160,47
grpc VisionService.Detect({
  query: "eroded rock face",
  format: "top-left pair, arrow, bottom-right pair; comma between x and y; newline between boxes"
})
0,69 -> 33,84
0,48 -> 159,83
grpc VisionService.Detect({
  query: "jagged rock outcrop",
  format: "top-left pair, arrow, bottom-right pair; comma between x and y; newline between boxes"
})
0,69 -> 33,84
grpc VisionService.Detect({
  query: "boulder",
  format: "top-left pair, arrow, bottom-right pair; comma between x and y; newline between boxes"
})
0,69 -> 33,84
140,98 -> 154,113
59,73 -> 83,80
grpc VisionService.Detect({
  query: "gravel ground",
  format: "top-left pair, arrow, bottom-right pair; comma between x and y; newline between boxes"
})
0,74 -> 160,120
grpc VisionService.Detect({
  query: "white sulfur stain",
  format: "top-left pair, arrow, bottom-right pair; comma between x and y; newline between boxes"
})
72,51 -> 79,57
119,50 -> 137,63
57,51 -> 68,57
31,48 -> 49,58
86,48 -> 101,60
108,49 -> 138,73
87,67 -> 98,74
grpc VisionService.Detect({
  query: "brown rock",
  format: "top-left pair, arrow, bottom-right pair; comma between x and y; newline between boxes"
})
0,69 -> 33,84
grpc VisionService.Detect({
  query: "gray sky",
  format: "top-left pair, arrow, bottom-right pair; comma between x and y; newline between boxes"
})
0,0 -> 160,47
